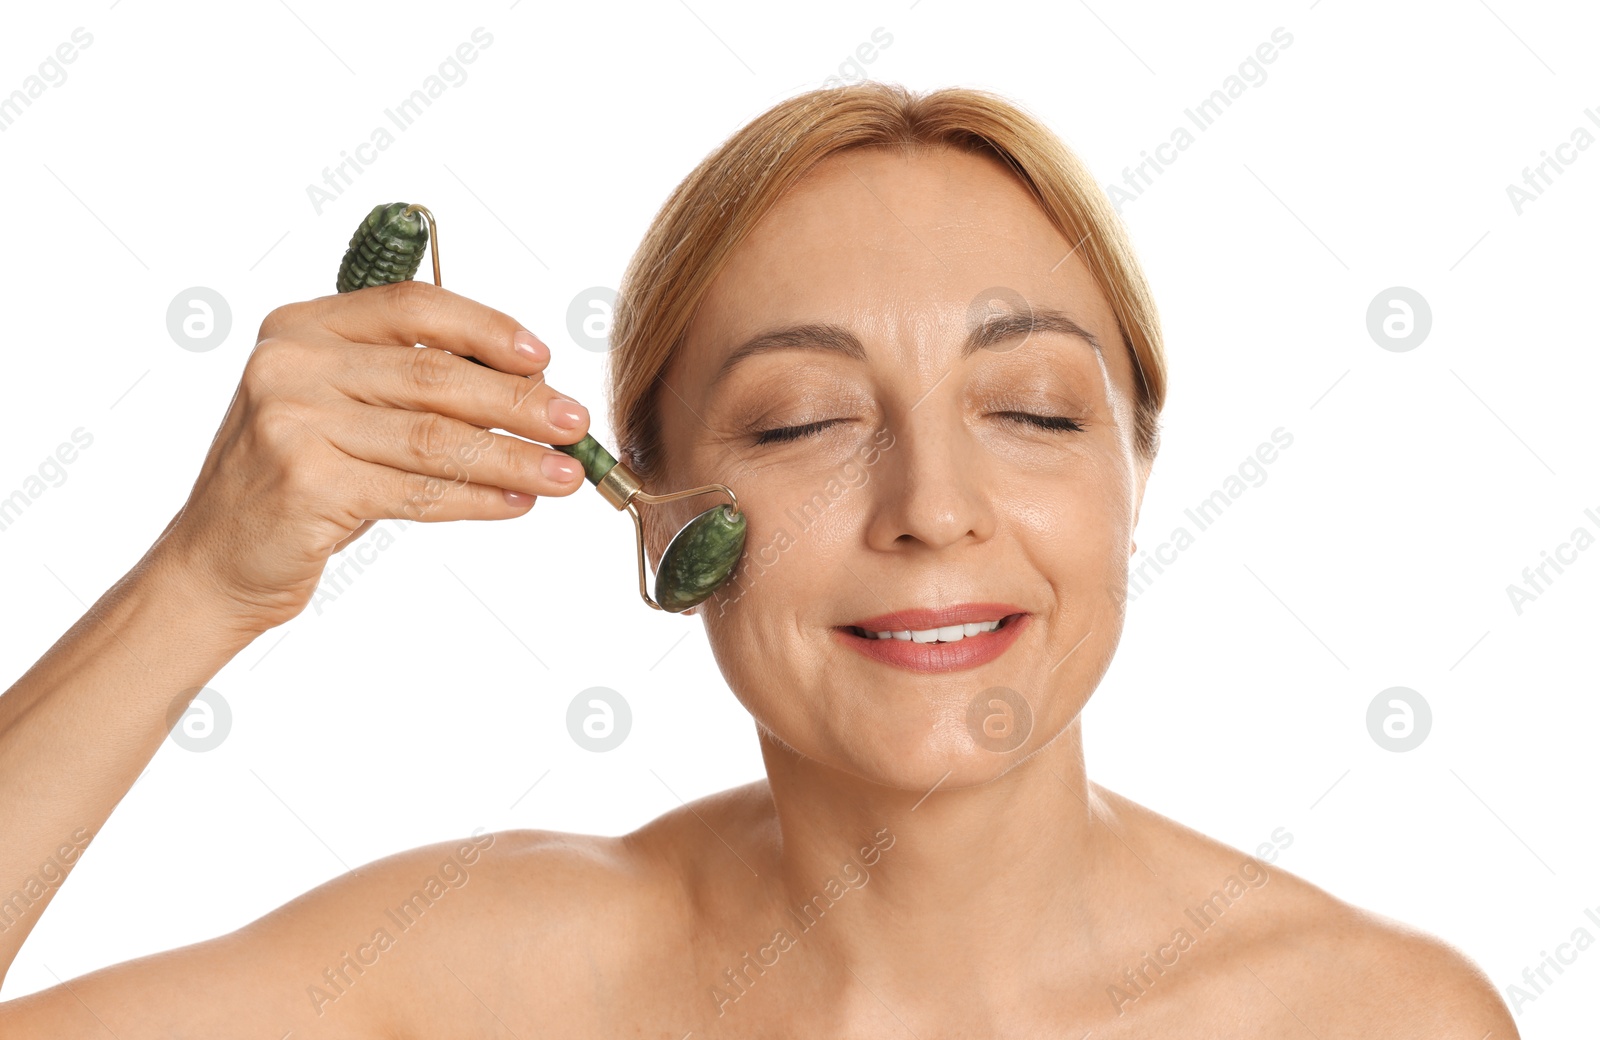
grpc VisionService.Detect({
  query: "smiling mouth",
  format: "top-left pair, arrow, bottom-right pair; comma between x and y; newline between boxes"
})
842,612 -> 1025,644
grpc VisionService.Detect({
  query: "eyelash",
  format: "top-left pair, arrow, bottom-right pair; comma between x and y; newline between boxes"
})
753,412 -> 1086,445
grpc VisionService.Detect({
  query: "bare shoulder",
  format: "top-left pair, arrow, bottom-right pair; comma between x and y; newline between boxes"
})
1090,784 -> 1519,1038
1288,901 -> 1519,1037
398,780 -> 774,1030
251,825 -> 681,1037
381,822 -> 693,1037
0,825 -> 671,1040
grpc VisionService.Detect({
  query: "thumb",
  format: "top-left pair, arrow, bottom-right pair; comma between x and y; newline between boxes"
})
333,519 -> 379,555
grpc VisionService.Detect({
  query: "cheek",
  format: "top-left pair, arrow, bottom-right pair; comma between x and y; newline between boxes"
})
997,449 -> 1138,633
698,448 -> 878,605
1003,446 -> 1136,549
700,581 -> 820,739
695,466 -> 861,712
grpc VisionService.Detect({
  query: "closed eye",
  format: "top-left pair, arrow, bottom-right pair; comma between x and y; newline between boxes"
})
753,413 -> 1084,444
753,419 -> 846,445
999,412 -> 1087,433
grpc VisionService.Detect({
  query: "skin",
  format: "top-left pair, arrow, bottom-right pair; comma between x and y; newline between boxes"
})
0,147 -> 1516,1038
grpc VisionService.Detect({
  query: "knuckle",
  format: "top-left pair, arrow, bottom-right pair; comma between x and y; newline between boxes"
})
244,337 -> 299,391
277,451 -> 322,502
256,303 -> 297,341
400,470 -> 449,517
405,346 -> 459,395
485,431 -> 523,485
385,278 -> 438,319
470,307 -> 517,351
407,413 -> 451,463
445,425 -> 495,486
251,399 -> 303,454
456,421 -> 493,463
506,372 -> 546,424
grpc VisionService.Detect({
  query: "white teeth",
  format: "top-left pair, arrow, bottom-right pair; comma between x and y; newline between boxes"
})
866,619 -> 1003,642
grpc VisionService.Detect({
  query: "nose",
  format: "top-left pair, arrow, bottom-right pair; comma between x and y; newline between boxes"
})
861,401 -> 996,554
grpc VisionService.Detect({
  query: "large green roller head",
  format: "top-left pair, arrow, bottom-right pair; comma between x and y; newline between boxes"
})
554,433 -> 747,613
654,502 -> 746,613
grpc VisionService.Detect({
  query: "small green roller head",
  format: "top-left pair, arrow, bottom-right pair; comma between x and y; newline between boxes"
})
337,203 -> 429,293
554,433 -> 620,484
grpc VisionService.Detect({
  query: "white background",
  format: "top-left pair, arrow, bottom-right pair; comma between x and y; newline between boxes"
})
1,0 -> 1595,1032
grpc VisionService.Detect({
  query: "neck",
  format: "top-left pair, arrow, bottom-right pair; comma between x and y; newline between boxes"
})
755,719 -> 1129,1006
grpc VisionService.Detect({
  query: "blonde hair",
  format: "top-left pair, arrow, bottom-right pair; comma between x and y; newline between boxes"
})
607,81 -> 1167,484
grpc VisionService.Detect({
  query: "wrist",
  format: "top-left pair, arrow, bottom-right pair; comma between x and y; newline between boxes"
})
132,541 -> 272,653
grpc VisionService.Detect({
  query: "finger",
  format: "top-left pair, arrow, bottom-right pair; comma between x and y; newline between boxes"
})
333,518 -> 381,554
324,341 -> 591,448
310,280 -> 552,377
335,454 -> 544,524
322,400 -> 587,498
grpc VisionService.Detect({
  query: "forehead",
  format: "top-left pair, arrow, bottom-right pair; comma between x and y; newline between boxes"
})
675,144 -> 1129,392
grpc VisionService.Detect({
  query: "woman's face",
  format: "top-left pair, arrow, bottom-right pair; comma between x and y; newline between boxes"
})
645,144 -> 1151,791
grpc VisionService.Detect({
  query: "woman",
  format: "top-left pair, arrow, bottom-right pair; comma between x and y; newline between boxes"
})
0,82 -> 1515,1036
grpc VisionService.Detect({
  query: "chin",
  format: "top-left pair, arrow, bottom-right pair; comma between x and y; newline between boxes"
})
788,710 -> 1058,794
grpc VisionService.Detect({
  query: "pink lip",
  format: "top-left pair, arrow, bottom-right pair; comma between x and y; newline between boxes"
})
832,611 -> 1030,674
841,602 -> 1027,632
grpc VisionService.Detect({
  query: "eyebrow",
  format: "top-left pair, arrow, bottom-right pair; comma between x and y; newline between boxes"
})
709,307 -> 1105,391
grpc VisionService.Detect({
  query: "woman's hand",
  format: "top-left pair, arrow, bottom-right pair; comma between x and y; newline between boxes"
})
149,280 -> 592,636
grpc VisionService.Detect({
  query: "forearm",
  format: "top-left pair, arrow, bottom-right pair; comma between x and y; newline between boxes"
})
0,548 -> 263,981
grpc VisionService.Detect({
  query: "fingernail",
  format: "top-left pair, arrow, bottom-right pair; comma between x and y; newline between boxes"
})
542,454 -> 583,481
503,488 -> 533,506
547,396 -> 587,430
513,330 -> 550,364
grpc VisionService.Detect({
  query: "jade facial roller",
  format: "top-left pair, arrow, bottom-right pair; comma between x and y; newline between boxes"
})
335,202 -> 747,613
